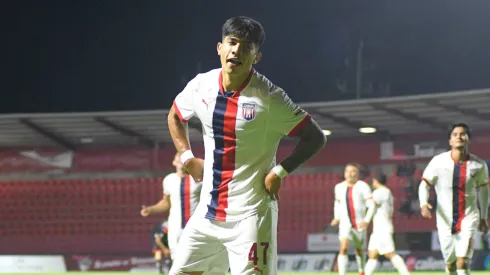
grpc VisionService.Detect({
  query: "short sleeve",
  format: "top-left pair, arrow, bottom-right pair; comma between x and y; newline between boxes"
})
477,163 -> 489,187
173,74 -> 199,122
372,190 -> 383,206
269,87 -> 311,137
422,157 -> 438,186
362,184 -> 373,200
162,175 -> 171,195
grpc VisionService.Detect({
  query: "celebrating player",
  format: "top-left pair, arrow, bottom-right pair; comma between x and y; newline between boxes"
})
141,153 -> 202,261
167,16 -> 326,275
419,122 -> 489,275
364,171 -> 410,275
330,163 -> 375,275
151,220 -> 171,274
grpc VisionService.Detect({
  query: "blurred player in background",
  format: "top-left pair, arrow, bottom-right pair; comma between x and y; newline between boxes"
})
419,122 -> 489,275
141,153 -> 201,264
151,220 -> 171,274
168,15 -> 326,275
364,171 -> 410,275
330,163 -> 375,275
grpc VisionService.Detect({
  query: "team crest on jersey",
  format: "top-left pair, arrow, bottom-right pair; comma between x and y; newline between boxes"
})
241,103 -> 256,121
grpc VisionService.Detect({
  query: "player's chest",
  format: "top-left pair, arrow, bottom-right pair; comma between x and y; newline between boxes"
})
341,187 -> 364,204
436,162 -> 481,190
194,91 -> 268,132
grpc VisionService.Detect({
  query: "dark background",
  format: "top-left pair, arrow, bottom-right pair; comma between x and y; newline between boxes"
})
3,0 -> 490,113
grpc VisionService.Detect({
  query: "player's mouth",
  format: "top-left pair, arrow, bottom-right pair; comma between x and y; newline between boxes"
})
227,58 -> 242,67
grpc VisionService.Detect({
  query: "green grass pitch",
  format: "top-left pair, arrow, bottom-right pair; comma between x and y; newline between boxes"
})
11,272 -> 489,275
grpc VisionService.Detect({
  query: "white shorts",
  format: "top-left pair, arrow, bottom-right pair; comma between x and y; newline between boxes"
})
169,207 -> 278,275
168,227 -> 183,259
438,229 -> 475,264
368,232 -> 395,255
338,226 -> 366,249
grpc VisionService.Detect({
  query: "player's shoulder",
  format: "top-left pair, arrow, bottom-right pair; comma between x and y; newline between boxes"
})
469,153 -> 486,166
334,181 -> 346,188
163,172 -> 180,183
430,151 -> 451,164
248,69 -> 286,97
356,180 -> 371,188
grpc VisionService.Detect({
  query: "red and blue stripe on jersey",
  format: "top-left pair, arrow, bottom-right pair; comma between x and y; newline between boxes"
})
346,187 -> 357,229
180,176 -> 191,228
452,161 -> 467,233
205,69 -> 254,221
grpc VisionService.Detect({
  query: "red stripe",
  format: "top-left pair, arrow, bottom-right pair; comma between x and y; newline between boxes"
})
173,101 -> 188,122
184,176 -> 191,224
348,187 -> 357,229
215,97 -> 238,221
288,114 -> 311,137
455,163 -> 467,232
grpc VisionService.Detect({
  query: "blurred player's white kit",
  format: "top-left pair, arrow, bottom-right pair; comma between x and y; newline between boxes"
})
334,180 -> 373,247
162,173 -> 201,255
368,186 -> 395,255
420,151 -> 489,264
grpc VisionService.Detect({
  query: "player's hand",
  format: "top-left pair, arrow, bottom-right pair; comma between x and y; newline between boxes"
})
184,158 -> 204,182
264,170 -> 281,201
140,205 -> 151,217
478,219 -> 489,234
330,219 -> 340,227
358,221 -> 369,231
162,248 -> 171,257
421,204 -> 432,219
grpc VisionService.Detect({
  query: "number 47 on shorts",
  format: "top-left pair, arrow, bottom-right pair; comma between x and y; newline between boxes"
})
248,242 -> 269,265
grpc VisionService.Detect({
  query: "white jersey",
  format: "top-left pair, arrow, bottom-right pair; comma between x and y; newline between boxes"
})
173,68 -> 310,222
163,173 -> 201,230
422,151 -> 489,233
334,180 -> 373,230
372,186 -> 394,234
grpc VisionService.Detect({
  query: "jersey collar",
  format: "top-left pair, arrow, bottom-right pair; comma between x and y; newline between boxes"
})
218,68 -> 255,98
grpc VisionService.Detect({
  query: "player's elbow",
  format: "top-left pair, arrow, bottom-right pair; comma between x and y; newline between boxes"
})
297,119 -> 327,147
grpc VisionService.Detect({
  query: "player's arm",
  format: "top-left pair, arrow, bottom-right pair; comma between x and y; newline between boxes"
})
476,164 -> 489,222
148,194 -> 171,214
280,118 -> 327,174
331,185 -> 341,226
269,88 -> 326,176
168,75 -> 204,182
360,185 -> 375,229
419,158 -> 438,218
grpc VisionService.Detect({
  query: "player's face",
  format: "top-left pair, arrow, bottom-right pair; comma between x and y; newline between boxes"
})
344,165 -> 359,183
217,36 -> 261,75
449,126 -> 469,150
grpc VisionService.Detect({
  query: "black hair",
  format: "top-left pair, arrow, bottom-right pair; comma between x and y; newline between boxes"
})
448,122 -> 472,139
373,170 -> 387,185
222,16 -> 265,49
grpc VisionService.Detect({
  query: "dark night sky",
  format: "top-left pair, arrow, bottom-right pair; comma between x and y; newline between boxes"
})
2,1 -> 490,114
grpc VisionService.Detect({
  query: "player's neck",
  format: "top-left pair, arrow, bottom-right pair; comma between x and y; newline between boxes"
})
451,148 -> 469,163
176,171 -> 188,178
346,180 -> 357,186
221,69 -> 251,92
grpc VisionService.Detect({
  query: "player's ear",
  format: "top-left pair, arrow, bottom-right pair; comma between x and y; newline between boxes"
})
217,42 -> 222,55
253,52 -> 262,64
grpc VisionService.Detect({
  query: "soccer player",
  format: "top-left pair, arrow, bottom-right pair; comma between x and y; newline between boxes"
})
167,16 -> 326,275
364,171 -> 410,275
141,153 -> 202,259
151,220 -> 171,274
330,163 -> 375,275
419,122 -> 489,275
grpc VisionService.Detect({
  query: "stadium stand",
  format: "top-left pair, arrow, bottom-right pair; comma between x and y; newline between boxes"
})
1,89 -> 489,255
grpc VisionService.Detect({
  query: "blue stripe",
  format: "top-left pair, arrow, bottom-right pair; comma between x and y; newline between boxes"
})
180,177 -> 186,228
451,164 -> 461,234
205,92 -> 228,220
